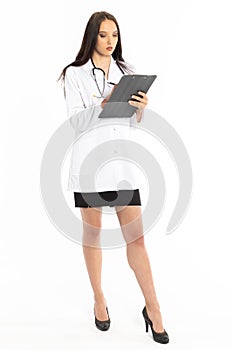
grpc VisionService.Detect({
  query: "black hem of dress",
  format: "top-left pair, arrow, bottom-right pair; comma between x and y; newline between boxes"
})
74,189 -> 141,208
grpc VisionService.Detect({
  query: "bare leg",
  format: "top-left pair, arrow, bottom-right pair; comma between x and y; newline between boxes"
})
115,205 -> 165,332
80,207 -> 108,321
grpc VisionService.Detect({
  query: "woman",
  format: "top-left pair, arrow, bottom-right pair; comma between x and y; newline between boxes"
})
59,11 -> 169,344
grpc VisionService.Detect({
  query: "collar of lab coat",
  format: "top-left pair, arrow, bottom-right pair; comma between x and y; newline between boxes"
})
81,56 -> 121,82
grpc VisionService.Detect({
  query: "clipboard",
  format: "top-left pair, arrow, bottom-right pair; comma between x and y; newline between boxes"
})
98,74 -> 157,118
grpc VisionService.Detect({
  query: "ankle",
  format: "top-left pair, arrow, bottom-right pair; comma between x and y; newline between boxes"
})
94,292 -> 105,304
146,302 -> 161,313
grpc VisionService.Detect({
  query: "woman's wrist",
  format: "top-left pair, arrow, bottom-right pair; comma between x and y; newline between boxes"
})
101,98 -> 108,109
136,108 -> 143,123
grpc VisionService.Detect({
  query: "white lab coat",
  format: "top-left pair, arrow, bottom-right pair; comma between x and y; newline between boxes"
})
64,56 -> 143,192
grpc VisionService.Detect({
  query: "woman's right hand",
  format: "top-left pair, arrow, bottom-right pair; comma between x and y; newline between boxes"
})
101,84 -> 118,109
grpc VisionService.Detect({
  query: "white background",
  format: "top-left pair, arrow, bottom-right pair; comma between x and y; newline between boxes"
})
1,0 -> 233,349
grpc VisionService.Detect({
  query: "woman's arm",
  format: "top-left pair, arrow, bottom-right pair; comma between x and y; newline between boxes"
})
136,109 -> 143,123
64,67 -> 86,129
64,67 -> 99,132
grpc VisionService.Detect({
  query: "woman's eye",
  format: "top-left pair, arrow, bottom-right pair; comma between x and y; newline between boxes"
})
99,33 -> 118,38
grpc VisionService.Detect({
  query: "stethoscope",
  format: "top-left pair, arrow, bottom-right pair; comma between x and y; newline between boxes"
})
91,58 -> 124,98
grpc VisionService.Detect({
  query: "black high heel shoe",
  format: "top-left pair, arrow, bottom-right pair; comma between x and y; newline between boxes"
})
142,306 -> 169,344
94,307 -> 111,331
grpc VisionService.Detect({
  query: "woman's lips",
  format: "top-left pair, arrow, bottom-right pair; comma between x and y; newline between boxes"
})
106,47 -> 113,51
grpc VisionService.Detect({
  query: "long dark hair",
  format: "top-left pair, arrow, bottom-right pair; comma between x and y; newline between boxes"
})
58,11 -> 132,83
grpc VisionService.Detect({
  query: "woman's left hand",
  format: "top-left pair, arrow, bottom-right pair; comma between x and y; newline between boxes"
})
128,91 -> 148,110
128,91 -> 148,122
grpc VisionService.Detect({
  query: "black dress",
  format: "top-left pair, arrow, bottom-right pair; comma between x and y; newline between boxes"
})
74,189 -> 141,208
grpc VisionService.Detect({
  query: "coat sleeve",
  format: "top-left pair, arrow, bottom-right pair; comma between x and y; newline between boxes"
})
64,67 -> 100,132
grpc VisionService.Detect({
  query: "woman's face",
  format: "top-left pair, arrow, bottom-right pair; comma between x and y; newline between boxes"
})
94,19 -> 118,56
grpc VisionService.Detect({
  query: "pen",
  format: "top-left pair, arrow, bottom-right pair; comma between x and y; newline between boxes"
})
108,82 -> 116,85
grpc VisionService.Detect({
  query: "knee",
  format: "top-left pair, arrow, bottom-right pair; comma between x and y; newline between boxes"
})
129,235 -> 145,247
82,222 -> 102,246
123,229 -> 144,245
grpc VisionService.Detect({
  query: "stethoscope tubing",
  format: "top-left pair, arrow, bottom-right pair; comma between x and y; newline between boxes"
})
91,57 -> 125,98
91,58 -> 106,98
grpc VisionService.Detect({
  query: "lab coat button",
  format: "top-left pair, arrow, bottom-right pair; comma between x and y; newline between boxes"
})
113,128 -> 116,131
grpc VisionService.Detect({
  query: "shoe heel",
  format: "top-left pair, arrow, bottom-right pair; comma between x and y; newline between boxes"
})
142,306 -> 169,344
145,320 -> 149,333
